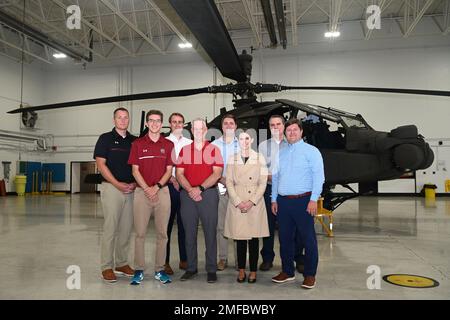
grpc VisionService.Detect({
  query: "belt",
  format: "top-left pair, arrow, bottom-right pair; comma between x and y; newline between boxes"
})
189,185 -> 217,190
204,185 -> 218,190
104,181 -> 134,184
281,192 -> 312,199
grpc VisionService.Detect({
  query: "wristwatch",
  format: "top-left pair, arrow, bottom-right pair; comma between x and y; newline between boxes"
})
156,182 -> 163,189
199,185 -> 206,192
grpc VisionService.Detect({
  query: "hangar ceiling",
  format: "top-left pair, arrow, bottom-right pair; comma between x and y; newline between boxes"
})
0,0 -> 448,64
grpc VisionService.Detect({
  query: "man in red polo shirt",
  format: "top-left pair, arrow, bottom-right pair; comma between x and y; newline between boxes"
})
128,110 -> 174,285
176,118 -> 223,283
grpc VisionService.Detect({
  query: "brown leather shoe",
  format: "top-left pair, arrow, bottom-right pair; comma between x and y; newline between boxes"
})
164,263 -> 174,275
102,269 -> 117,283
301,276 -> 316,289
217,259 -> 227,271
271,272 -> 295,283
179,261 -> 188,270
114,265 -> 134,277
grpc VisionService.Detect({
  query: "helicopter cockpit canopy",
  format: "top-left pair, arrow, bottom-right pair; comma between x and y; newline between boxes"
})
276,99 -> 371,130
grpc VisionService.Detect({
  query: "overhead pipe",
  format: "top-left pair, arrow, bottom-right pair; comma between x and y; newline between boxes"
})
0,128 -> 48,140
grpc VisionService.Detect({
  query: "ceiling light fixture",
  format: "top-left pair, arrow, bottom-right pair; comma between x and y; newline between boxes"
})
53,52 -> 67,59
324,31 -> 340,38
178,42 -> 192,49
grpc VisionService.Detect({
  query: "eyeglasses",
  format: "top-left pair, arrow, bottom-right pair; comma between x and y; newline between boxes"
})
147,119 -> 162,124
170,120 -> 184,124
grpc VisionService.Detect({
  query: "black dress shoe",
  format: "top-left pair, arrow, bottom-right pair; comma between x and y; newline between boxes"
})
180,270 -> 198,281
296,263 -> 305,274
207,272 -> 217,283
237,273 -> 246,283
259,261 -> 273,271
248,277 -> 257,283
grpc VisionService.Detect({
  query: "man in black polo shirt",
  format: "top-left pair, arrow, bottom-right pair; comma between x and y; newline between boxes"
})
94,107 -> 136,283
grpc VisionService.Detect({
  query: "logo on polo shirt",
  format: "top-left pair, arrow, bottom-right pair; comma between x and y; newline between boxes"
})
114,141 -> 119,144
143,149 -> 148,152
161,148 -> 165,154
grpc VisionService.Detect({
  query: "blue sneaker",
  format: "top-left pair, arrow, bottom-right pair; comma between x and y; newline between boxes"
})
130,270 -> 144,285
154,270 -> 172,284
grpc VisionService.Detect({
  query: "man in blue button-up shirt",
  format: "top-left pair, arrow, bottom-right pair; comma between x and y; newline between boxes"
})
271,118 -> 324,289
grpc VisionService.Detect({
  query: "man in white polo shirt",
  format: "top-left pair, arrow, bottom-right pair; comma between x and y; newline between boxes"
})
164,112 -> 192,275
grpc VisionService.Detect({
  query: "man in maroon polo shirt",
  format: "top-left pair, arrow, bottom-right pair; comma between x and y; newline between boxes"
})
128,110 -> 175,285
176,118 -> 223,283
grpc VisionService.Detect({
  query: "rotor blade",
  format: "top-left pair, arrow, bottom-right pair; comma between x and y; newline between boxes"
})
7,87 -> 210,114
168,0 -> 246,82
273,0 -> 287,49
260,0 -> 277,47
281,86 -> 450,97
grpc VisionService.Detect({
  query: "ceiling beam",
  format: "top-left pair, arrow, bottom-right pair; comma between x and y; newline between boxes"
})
290,0 -> 297,46
365,0 -> 390,40
94,0 -> 106,55
297,0 -> 318,24
49,0 -> 132,56
144,0 -> 188,44
98,0 -> 164,54
0,30 -> 52,63
6,1 -> 104,59
241,0 -> 262,47
443,0 -> 450,35
0,8 -> 91,61
403,0 -> 435,37
329,0 -> 342,32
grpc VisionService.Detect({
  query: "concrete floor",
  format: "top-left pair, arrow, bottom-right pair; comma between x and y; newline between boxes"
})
0,194 -> 449,300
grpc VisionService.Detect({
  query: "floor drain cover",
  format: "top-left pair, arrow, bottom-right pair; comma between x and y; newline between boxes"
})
383,274 -> 439,288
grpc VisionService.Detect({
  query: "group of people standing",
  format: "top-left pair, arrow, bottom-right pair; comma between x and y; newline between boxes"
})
94,107 -> 324,289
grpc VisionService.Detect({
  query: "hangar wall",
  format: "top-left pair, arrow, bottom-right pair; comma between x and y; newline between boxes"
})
0,55 -> 47,192
38,56 -> 225,191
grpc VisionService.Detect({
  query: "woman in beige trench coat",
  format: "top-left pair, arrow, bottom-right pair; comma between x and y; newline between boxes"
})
224,130 -> 269,283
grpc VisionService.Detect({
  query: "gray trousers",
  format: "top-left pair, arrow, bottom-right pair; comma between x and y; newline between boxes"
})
217,192 -> 238,264
180,188 -> 219,273
217,192 -> 229,261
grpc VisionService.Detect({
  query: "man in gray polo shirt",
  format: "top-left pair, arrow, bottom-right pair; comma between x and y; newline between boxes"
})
212,114 -> 240,271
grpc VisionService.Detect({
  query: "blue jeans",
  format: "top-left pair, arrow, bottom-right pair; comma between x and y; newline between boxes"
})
277,195 -> 318,277
166,183 -> 187,264
260,185 -> 305,264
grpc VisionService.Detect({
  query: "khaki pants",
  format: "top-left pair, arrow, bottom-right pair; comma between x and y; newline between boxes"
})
100,183 -> 134,271
133,186 -> 171,272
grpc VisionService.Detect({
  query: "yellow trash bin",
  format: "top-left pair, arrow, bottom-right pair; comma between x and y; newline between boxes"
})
14,175 -> 27,196
423,184 -> 437,200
